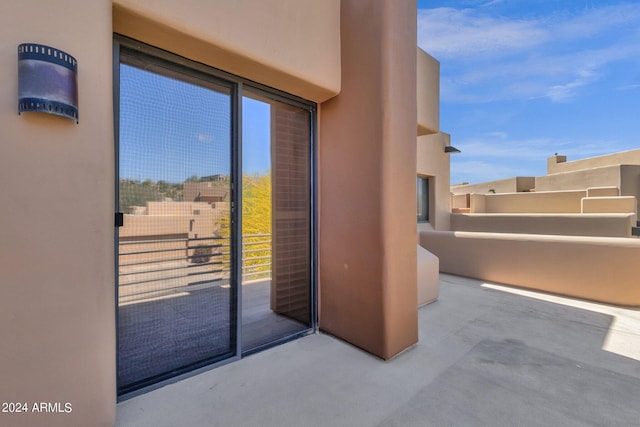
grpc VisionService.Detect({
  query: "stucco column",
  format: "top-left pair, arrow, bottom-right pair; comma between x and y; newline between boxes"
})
319,0 -> 418,359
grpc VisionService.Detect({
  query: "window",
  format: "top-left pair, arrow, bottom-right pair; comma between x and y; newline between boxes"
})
417,175 -> 429,222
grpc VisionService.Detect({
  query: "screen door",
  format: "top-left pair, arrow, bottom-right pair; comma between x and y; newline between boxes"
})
116,49 -> 236,394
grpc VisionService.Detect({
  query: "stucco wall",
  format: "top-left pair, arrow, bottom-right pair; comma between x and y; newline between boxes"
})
0,1 -> 115,426
451,176 -> 535,195
548,149 -> 640,175
417,132 -> 451,232
420,230 -> 640,307
319,0 -> 418,360
416,48 -> 439,136
471,190 -> 587,214
451,213 -> 637,238
113,0 -> 340,103
536,165 -> 622,192
536,165 -> 640,214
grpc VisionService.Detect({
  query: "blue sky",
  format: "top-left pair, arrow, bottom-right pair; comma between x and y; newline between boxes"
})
417,0 -> 640,184
120,64 -> 271,182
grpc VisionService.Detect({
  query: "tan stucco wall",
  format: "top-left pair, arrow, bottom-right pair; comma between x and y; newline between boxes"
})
451,213 -> 637,238
417,132 -> 451,232
620,165 -> 640,213
548,149 -> 640,175
582,197 -> 637,214
536,164 -> 640,214
471,190 -> 587,214
420,230 -> 640,307
587,186 -> 620,197
113,0 -> 340,103
451,176 -> 535,195
536,165 -> 623,192
417,245 -> 439,306
0,1 -> 115,426
417,48 -> 439,136
319,0 -> 418,360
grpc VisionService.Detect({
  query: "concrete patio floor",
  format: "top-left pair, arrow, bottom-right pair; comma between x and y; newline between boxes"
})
116,274 -> 640,427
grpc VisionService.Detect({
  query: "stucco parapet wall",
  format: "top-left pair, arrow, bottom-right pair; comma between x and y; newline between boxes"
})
450,212 -> 637,238
417,48 -> 439,136
470,190 -> 587,213
582,196 -> 637,214
548,148 -> 640,175
587,186 -> 620,197
451,177 -> 535,195
113,0 -> 340,102
420,230 -> 640,307
536,165 -> 640,194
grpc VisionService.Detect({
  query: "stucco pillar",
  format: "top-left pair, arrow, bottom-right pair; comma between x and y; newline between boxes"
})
319,0 -> 418,359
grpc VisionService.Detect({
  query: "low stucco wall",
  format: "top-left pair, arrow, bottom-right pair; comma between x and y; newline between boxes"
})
451,176 -> 535,195
582,196 -> 637,214
450,213 -> 637,238
417,245 -> 439,306
420,230 -> 640,307
471,190 -> 586,213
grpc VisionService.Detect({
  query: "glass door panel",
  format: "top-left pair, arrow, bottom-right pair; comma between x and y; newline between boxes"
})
241,90 -> 312,352
117,51 -> 235,394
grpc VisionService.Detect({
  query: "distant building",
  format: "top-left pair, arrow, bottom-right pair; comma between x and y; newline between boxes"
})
448,149 -> 640,238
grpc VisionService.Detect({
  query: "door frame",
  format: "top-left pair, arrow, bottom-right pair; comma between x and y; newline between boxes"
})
113,34 -> 318,400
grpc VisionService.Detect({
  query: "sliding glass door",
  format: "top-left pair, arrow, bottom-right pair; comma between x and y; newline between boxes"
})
115,37 -> 316,396
116,48 -> 235,394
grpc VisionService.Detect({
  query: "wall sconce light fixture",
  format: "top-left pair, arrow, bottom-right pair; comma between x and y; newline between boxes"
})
444,145 -> 461,154
18,43 -> 78,123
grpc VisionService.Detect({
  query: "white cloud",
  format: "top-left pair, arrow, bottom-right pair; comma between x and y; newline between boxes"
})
417,8 -> 547,59
418,3 -> 640,103
545,67 -> 600,102
197,133 -> 214,142
457,134 -> 630,160
617,83 -> 640,91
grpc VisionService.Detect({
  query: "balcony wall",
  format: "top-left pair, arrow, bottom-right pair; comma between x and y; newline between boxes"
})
420,230 -> 640,307
470,190 -> 587,214
451,213 -> 637,238
451,176 -> 535,195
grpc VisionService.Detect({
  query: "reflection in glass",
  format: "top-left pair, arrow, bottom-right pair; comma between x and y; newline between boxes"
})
117,54 -> 233,394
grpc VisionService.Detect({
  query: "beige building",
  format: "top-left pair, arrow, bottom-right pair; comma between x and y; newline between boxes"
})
421,149 -> 640,309
449,149 -> 640,238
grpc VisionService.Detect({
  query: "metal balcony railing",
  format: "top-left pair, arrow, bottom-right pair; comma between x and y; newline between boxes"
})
118,234 -> 272,302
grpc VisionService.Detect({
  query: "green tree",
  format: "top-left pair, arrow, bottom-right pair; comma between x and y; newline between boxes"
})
218,173 -> 272,280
